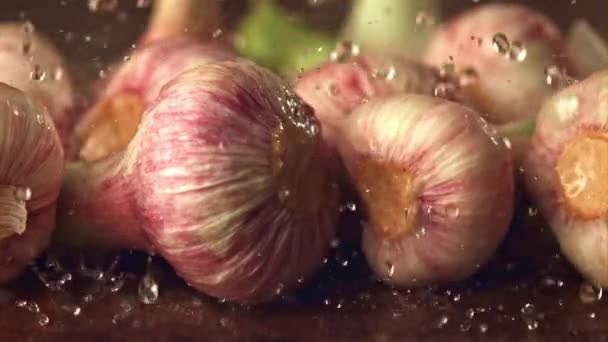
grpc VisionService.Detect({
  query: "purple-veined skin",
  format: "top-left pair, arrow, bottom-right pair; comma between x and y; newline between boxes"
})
61,61 -> 339,304
0,83 -> 64,283
0,23 -> 75,134
424,4 -> 565,125
337,95 -> 514,286
76,36 -> 236,161
295,55 -> 440,152
524,71 -> 608,286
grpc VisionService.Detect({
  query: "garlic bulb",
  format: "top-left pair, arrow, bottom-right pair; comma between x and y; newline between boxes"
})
424,3 -> 565,125
0,83 -> 64,283
60,61 -> 339,303
337,94 -> 514,286
524,70 -> 608,286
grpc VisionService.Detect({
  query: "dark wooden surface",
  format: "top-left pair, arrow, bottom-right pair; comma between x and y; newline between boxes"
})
0,1 -> 607,341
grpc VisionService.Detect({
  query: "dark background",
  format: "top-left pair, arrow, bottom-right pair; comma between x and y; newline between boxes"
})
0,1 -> 606,341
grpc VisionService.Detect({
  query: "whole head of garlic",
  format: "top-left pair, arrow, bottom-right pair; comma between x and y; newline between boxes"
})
524,70 -> 608,287
337,94 -> 514,286
0,82 -> 64,283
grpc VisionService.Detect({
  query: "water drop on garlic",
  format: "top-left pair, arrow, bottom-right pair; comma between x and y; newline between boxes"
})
492,33 -> 510,56
509,41 -> 527,62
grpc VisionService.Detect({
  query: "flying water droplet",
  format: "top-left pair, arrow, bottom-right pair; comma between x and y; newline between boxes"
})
508,41 -> 527,62
329,41 -> 360,63
138,274 -> 159,305
492,33 -> 510,56
30,65 -> 46,81
579,281 -> 602,304
436,315 -> 449,329
14,187 -> 32,201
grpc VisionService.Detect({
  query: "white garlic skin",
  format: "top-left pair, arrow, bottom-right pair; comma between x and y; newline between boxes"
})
524,70 -> 608,286
0,83 -> 64,283
337,95 -> 514,286
424,4 -> 565,125
0,23 -> 74,132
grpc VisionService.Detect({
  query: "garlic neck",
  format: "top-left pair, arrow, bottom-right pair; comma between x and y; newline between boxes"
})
0,185 -> 28,241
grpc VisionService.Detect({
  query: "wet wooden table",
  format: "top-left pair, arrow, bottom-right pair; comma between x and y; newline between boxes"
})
0,1 -> 606,341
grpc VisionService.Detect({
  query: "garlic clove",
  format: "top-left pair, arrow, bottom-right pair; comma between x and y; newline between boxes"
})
525,70 -> 608,287
338,94 -> 514,286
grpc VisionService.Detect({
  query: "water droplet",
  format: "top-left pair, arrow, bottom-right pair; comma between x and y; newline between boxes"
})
344,201 -> 357,212
415,11 -> 436,28
372,65 -> 397,81
107,273 -> 126,293
88,0 -> 118,13
445,205 -> 460,219
509,41 -> 527,62
492,33 -> 510,56
30,65 -> 46,81
16,299 -> 39,313
589,312 -> 596,319
465,308 -> 476,319
521,303 -> 535,315
330,239 -> 340,248
526,320 -> 539,331
459,320 -> 472,332
385,261 -> 395,279
112,300 -> 133,324
341,259 -> 349,267
433,82 -> 456,98
22,21 -> 35,34
459,68 -> 479,88
478,323 -> 489,333
14,187 -> 32,201
544,65 -> 564,87
138,274 -> 159,305
136,0 -> 152,8
502,137 -> 512,149
275,283 -> 285,295
579,282 -> 602,304
528,207 -> 538,217
37,313 -> 50,326
278,189 -> 291,202
52,67 -> 64,81
329,41 -> 360,63
436,315 -> 449,329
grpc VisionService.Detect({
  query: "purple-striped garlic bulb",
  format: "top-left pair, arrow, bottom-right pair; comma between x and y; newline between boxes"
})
424,3 -> 565,125
60,61 -> 339,304
0,22 -> 75,134
295,54 -> 440,152
524,70 -> 608,287
337,94 -> 514,286
75,0 -> 233,162
0,83 -> 64,283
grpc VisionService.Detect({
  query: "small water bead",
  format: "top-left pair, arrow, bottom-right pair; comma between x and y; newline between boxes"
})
37,314 -> 50,326
14,187 -> 32,201
544,65 -> 565,87
16,299 -> 39,313
502,137 -> 512,150
138,273 -> 159,305
277,189 -> 291,203
30,65 -> 46,82
433,82 -> 456,98
53,67 -> 64,81
508,41 -> 527,62
436,315 -> 449,329
478,323 -> 489,333
329,41 -> 360,63
343,201 -> 357,212
372,66 -> 397,81
459,68 -> 479,88
579,281 -> 602,304
136,0 -> 152,8
459,320 -> 472,332
492,33 -> 510,56
88,0 -> 118,13
385,261 -> 395,279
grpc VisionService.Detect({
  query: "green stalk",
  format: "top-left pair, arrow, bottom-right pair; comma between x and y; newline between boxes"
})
341,0 -> 440,58
235,1 -> 337,78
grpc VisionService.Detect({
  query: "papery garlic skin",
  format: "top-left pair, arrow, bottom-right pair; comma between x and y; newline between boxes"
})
0,23 -> 75,132
61,61 -> 339,303
524,71 -> 608,286
0,83 -> 64,283
424,4 -> 564,125
76,36 -> 235,161
295,56 -> 439,151
338,95 -> 514,286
